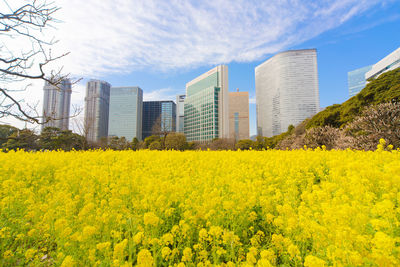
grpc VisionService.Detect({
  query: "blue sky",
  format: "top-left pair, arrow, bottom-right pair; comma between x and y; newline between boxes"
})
3,1 -> 400,134
94,1 -> 400,136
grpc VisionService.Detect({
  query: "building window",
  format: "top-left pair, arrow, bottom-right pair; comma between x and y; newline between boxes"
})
234,112 -> 239,139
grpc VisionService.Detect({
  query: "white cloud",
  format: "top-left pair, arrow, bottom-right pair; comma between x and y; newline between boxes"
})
143,88 -> 177,102
0,0 -> 395,130
249,97 -> 256,105
48,0 -> 393,77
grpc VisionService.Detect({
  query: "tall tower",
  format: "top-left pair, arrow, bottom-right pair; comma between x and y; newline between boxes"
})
176,94 -> 185,133
229,90 -> 249,140
184,65 -> 229,142
108,86 -> 143,141
42,78 -> 72,131
255,49 -> 319,137
84,80 -> 111,143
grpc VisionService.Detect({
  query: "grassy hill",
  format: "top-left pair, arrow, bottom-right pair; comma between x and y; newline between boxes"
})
306,68 -> 400,129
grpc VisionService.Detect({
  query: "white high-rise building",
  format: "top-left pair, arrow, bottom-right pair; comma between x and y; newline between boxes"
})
42,79 -> 72,131
365,47 -> 400,80
84,80 -> 111,143
184,65 -> 229,142
255,49 -> 320,137
176,94 -> 185,133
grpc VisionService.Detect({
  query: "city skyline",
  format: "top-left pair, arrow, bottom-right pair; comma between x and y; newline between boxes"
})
1,0 -> 399,136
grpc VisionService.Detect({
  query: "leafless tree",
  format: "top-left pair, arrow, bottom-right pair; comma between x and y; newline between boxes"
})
0,0 -> 75,124
343,102 -> 400,150
71,116 -> 91,149
151,113 -> 175,148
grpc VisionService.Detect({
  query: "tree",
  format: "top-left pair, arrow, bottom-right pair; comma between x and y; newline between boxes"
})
131,137 -> 139,151
344,102 -> 400,150
235,139 -> 254,150
38,126 -> 85,151
144,135 -> 161,149
2,128 -> 38,151
1,1 -> 71,124
148,140 -> 162,150
165,133 -> 187,150
151,113 -> 175,148
208,138 -> 236,151
108,136 -> 130,150
0,124 -> 18,146
72,116 -> 92,150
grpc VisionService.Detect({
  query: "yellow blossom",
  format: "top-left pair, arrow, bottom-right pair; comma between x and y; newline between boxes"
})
137,249 -> 153,266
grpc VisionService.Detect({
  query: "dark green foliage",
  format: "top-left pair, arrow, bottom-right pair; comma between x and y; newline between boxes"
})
0,125 -> 18,146
144,135 -> 161,148
235,139 -> 254,150
164,133 -> 187,150
131,137 -> 139,150
2,129 -> 38,151
306,68 -> 400,129
264,125 -> 295,148
38,127 -> 85,151
108,136 -> 130,150
148,140 -> 162,150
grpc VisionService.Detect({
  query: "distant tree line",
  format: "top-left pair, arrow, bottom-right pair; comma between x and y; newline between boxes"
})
2,69 -> 399,152
1,101 -> 399,152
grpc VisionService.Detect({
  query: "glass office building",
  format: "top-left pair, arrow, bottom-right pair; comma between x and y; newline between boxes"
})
42,78 -> 71,131
142,101 -> 176,139
184,65 -> 229,142
348,65 -> 372,97
255,49 -> 319,137
366,47 -> 400,80
84,80 -> 111,143
108,87 -> 143,141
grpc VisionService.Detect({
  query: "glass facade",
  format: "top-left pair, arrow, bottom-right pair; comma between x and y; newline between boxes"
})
184,65 -> 229,143
187,72 -> 218,96
234,112 -> 239,139
84,80 -> 111,143
366,47 -> 400,80
108,87 -> 143,141
142,101 -> 176,139
184,86 -> 220,142
348,65 -> 372,97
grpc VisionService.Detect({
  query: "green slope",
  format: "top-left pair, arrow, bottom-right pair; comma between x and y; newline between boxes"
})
306,68 -> 400,129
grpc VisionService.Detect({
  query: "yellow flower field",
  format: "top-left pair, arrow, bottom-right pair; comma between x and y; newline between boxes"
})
1,149 -> 400,266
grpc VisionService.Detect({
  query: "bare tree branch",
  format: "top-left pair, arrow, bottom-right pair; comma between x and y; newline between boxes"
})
0,0 -> 76,124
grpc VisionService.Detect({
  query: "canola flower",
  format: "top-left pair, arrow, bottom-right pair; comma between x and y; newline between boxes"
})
0,148 -> 400,266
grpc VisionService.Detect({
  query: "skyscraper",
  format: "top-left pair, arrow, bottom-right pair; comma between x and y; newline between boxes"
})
84,80 -> 111,143
42,79 -> 72,131
184,65 -> 229,142
255,49 -> 319,137
108,87 -> 143,141
142,101 -> 176,140
229,90 -> 249,140
348,65 -> 373,97
176,94 -> 185,133
365,47 -> 400,80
